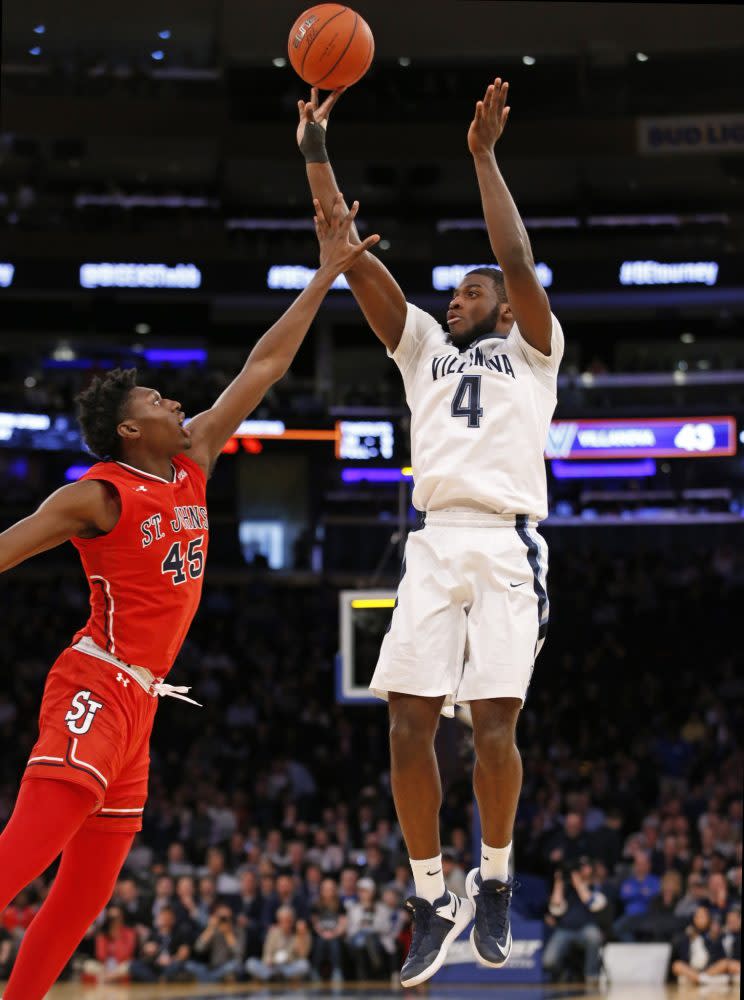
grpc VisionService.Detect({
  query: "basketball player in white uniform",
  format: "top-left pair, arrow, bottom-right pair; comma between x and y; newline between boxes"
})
297,78 -> 562,985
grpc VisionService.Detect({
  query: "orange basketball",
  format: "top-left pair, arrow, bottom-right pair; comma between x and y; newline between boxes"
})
288,4 -> 374,89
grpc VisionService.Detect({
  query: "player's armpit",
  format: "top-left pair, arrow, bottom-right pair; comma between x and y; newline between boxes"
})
0,479 -> 120,573
501,260 -> 553,356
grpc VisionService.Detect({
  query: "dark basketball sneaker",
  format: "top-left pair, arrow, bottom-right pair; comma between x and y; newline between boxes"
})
465,868 -> 514,968
400,890 -> 474,988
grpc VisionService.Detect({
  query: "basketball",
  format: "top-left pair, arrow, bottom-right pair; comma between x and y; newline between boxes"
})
288,4 -> 374,89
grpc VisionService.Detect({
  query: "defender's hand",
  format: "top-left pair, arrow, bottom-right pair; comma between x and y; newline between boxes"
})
314,193 -> 380,276
297,86 -> 344,149
468,77 -> 510,156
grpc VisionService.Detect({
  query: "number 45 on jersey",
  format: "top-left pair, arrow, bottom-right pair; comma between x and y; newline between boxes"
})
161,536 -> 205,585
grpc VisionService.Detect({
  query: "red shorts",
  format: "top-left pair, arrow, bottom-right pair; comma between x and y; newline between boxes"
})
22,646 -> 159,833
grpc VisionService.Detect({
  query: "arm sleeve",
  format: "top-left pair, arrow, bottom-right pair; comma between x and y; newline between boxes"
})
387,302 -> 442,381
511,312 -> 565,394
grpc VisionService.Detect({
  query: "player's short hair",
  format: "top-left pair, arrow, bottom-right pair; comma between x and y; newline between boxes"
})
465,267 -> 507,304
75,367 -> 138,461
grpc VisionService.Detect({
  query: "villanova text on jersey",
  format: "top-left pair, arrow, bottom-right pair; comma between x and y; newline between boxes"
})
431,346 -> 516,381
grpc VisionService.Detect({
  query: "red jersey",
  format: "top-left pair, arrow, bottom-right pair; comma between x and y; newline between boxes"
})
71,453 -> 208,676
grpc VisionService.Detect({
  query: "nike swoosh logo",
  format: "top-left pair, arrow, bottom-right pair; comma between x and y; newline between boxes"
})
426,868 -> 441,876
509,582 -> 526,588
450,896 -> 459,920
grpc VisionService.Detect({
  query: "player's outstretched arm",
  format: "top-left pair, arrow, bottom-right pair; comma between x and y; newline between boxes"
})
186,194 -> 380,474
0,480 -> 120,573
468,78 -> 552,355
297,88 -> 407,353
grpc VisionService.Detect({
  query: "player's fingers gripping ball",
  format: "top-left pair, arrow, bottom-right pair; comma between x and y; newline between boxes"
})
288,4 -> 374,88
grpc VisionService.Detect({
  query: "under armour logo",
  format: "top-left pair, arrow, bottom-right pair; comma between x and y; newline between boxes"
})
134,486 -> 148,492
116,672 -> 130,687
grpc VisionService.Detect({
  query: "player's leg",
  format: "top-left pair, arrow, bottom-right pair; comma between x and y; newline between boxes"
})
390,693 -> 475,987
0,778 -> 96,911
459,521 -> 549,968
389,691 -> 446,874
463,698 -> 521,969
370,524 -> 474,986
470,696 -> 522,874
2,825 -> 134,1000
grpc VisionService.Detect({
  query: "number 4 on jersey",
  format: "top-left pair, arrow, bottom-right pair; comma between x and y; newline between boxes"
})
451,374 -> 484,428
161,536 -> 205,585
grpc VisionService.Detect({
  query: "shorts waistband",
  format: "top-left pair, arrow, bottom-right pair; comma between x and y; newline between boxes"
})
71,637 -> 201,707
424,510 -> 538,528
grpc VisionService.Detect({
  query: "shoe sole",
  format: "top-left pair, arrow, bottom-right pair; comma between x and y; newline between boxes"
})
399,896 -> 475,988
465,867 -> 513,969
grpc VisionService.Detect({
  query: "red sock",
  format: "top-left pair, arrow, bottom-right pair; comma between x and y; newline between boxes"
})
0,778 -> 96,912
4,825 -> 134,999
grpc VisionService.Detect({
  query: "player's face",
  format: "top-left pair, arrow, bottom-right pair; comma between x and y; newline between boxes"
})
119,386 -> 192,456
446,276 -> 505,348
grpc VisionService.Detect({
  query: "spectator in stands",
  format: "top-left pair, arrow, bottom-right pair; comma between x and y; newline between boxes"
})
166,842 -> 194,878
671,904 -> 740,985
338,867 -> 360,908
245,906 -> 311,982
619,870 -> 686,943
613,851 -> 660,940
2,890 -> 37,940
546,812 -> 594,868
174,876 -> 203,929
675,873 -> 710,919
201,847 -> 241,900
345,878 -> 394,981
128,904 -> 195,984
310,877 -> 347,983
183,904 -> 244,983
721,906 -> 741,963
90,905 -> 137,983
707,872 -> 732,923
196,876 -> 218,925
236,870 -> 263,958
543,859 -> 608,985
112,878 -> 150,932
442,848 -> 467,898
589,808 -> 624,871
0,925 -> 16,980
151,875 -> 176,923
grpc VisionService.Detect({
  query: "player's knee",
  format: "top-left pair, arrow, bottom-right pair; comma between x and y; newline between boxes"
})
473,721 -> 516,767
389,713 -> 434,758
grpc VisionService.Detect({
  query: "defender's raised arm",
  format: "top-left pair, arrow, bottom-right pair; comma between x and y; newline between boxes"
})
297,88 -> 407,354
186,194 -> 379,474
468,78 -> 553,356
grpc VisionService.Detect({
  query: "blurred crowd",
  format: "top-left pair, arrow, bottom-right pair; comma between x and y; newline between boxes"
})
0,536 -> 741,985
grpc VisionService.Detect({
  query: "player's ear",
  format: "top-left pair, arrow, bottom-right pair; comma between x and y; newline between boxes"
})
500,302 -> 514,326
117,420 -> 140,443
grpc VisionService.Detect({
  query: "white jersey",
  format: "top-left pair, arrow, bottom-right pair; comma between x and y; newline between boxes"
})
390,302 -> 564,521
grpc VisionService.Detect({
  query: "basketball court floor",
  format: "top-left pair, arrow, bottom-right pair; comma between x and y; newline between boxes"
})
36,983 -> 740,999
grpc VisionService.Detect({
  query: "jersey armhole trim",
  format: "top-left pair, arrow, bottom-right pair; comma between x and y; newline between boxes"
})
71,478 -> 127,546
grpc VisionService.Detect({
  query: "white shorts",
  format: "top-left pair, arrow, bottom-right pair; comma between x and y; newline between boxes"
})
370,511 -> 549,716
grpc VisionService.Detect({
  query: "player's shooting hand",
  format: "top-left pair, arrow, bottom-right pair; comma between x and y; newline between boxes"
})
467,77 -> 510,156
297,86 -> 344,149
314,193 -> 380,276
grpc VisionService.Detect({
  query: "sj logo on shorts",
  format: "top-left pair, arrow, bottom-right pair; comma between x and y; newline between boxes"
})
64,690 -> 104,735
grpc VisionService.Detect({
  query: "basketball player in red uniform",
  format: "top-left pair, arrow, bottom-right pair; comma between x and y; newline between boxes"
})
0,195 -> 378,999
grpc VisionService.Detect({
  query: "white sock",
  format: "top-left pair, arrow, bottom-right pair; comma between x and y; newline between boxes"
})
480,840 -> 511,882
410,854 -> 446,904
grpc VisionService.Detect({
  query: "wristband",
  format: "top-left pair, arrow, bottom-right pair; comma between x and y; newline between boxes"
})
300,122 -> 330,164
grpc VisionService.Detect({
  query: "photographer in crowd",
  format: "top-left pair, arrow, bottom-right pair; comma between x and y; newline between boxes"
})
543,858 -> 608,985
